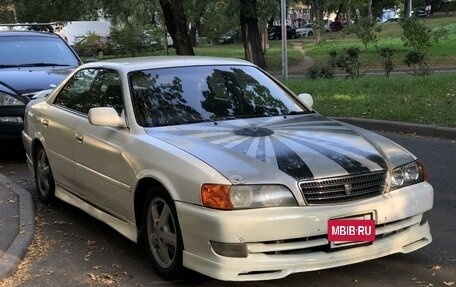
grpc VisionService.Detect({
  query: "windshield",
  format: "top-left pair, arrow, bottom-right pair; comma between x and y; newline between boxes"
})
129,65 -> 307,127
0,36 -> 79,67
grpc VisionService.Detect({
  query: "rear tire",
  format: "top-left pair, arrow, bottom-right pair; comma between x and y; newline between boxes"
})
143,187 -> 184,280
34,146 -> 55,204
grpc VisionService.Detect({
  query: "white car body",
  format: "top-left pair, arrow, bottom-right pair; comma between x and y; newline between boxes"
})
22,56 -> 433,281
296,23 -> 330,37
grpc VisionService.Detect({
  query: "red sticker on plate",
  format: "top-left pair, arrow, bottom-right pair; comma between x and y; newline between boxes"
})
328,219 -> 376,242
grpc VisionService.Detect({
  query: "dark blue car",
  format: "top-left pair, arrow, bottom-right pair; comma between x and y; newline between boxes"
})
0,30 -> 82,140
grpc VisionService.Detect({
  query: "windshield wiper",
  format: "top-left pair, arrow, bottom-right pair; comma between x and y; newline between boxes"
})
286,110 -> 312,116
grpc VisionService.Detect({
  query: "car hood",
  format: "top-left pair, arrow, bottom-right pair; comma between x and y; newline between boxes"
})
145,114 -> 415,183
0,67 -> 74,95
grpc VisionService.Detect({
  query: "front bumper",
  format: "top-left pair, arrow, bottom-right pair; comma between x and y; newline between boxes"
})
0,105 -> 25,139
176,182 -> 433,281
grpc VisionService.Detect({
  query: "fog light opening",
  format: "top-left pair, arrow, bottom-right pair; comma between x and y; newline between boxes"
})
420,211 -> 430,225
210,241 -> 247,258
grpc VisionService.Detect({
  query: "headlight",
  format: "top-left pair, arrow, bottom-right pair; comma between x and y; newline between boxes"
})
201,184 -> 297,210
0,92 -> 25,106
390,161 -> 425,190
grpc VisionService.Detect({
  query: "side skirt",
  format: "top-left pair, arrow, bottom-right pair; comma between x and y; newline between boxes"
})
55,186 -> 138,243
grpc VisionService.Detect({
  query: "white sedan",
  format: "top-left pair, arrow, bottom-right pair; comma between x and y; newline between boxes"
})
22,56 -> 433,281
296,23 -> 330,37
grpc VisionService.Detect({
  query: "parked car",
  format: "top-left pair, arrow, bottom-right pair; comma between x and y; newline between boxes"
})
72,35 -> 117,57
268,25 -> 297,40
218,30 -> 240,44
22,56 -> 433,281
329,21 -> 345,32
0,27 -> 82,140
413,8 -> 428,17
296,23 -> 330,37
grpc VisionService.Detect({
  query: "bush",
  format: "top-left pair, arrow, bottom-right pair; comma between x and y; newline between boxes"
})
404,51 -> 429,75
378,47 -> 395,77
329,47 -> 362,79
306,65 -> 334,80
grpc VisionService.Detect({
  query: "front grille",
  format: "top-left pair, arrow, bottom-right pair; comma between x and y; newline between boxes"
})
300,171 -> 386,204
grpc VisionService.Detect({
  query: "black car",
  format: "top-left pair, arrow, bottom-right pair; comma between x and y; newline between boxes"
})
268,25 -> 297,40
0,29 -> 82,140
218,30 -> 240,44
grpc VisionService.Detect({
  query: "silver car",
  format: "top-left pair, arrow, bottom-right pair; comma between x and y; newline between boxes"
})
22,56 -> 433,281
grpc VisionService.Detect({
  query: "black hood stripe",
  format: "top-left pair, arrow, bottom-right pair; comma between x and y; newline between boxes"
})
231,136 -> 256,154
301,135 -> 388,169
281,134 -> 371,174
270,136 -> 314,180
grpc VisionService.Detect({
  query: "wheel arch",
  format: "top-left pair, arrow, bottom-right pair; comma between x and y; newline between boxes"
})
31,138 -> 45,163
134,177 -> 171,240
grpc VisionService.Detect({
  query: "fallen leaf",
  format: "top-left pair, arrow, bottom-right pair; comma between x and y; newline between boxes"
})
443,282 -> 455,286
431,265 -> 442,270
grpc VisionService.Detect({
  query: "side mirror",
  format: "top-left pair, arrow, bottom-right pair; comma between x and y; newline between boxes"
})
88,107 -> 123,127
297,93 -> 314,109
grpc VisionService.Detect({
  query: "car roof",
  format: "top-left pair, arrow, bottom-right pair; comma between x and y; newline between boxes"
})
82,56 -> 255,72
0,30 -> 60,38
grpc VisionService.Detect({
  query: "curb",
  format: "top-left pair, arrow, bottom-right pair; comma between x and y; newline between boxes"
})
332,117 -> 456,140
0,174 -> 35,280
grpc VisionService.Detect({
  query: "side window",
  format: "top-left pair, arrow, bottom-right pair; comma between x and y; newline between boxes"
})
53,69 -> 98,113
85,69 -> 124,115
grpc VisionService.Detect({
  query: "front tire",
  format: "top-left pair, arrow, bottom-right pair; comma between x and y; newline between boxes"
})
143,187 -> 184,280
34,146 -> 55,204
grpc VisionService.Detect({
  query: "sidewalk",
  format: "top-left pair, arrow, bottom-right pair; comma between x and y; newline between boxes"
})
0,118 -> 455,282
0,174 -> 35,280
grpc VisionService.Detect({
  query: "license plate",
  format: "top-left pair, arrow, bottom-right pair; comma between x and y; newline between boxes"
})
328,213 -> 376,249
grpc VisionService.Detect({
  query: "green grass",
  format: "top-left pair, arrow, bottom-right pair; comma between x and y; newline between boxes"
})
302,16 -> 456,70
194,41 -> 302,71
284,73 -> 456,127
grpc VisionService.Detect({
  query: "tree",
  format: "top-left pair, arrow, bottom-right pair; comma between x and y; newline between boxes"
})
239,0 -> 266,69
159,0 -> 194,55
308,0 -> 325,44
184,0 -> 207,46
0,0 -> 17,22
400,16 -> 448,74
12,0 -> 101,22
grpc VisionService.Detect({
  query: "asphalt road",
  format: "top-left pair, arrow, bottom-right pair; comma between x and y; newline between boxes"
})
0,132 -> 455,287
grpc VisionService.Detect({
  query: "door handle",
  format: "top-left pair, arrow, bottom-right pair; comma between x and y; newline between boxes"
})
42,119 -> 49,127
75,134 -> 84,144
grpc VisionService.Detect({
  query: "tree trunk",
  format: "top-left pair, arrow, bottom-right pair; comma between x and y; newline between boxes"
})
367,0 -> 373,18
259,21 -> 269,53
189,6 -> 204,47
240,0 -> 266,69
159,0 -> 194,55
311,0 -> 324,44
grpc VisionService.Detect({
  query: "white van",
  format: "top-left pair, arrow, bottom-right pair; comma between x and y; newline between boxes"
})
56,21 -> 111,45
